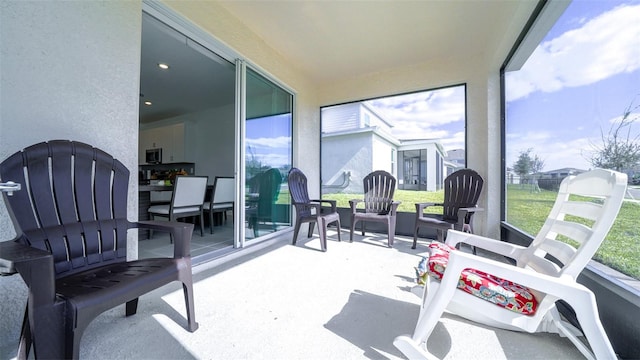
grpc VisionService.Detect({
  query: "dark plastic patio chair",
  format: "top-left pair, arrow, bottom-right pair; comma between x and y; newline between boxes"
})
413,168 -> 484,249
247,168 -> 282,237
0,140 -> 198,359
349,170 -> 400,247
288,167 -> 341,251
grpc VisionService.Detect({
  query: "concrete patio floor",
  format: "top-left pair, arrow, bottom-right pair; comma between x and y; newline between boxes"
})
76,230 -> 585,360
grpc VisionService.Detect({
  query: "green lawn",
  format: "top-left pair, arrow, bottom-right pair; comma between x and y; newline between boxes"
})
320,187 -> 640,280
506,185 -> 640,280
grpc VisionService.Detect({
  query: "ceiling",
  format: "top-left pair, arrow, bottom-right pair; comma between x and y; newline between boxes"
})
139,14 -> 236,124
140,1 -> 535,124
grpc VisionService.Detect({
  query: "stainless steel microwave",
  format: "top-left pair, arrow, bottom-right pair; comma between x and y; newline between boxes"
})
145,148 -> 162,164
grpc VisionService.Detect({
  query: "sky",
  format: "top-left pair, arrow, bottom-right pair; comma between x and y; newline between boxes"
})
363,0 -> 639,172
246,113 -> 291,169
365,86 -> 466,151
505,0 -> 640,171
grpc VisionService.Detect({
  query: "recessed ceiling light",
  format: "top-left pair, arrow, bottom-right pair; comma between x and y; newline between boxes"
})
158,63 -> 169,70
144,101 -> 152,106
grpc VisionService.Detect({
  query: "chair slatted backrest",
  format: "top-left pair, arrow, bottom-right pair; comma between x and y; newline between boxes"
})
519,169 -> 627,279
442,169 -> 484,221
0,140 -> 130,277
288,168 -> 312,217
363,170 -> 396,214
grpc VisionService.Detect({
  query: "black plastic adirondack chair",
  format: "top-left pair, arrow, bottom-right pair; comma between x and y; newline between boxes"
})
349,170 -> 400,247
288,167 -> 341,252
247,168 -> 282,237
413,168 -> 484,249
0,140 -> 198,359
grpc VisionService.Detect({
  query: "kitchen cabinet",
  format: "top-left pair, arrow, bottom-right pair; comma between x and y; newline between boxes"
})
139,123 -> 185,164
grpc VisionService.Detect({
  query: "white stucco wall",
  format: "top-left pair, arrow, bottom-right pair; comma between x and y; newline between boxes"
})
0,1 -> 142,356
372,135 -> 394,174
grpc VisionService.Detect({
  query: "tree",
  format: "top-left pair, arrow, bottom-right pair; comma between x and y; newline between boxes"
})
513,149 -> 532,180
588,99 -> 640,172
513,148 -> 545,190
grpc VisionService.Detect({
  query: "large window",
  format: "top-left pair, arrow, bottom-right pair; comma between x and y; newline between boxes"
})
321,85 -> 466,213
503,0 -> 640,280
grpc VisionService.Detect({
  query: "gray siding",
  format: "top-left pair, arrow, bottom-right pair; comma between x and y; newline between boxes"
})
322,103 -> 360,133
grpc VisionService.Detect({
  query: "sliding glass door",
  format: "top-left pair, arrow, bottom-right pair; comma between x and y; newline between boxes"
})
242,67 -> 293,243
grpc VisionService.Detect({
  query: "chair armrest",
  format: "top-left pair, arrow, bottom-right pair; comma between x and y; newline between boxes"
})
0,240 -> 56,306
389,201 -> 401,215
0,239 -> 52,275
415,202 -> 443,214
444,229 -> 527,261
456,206 -> 484,230
134,221 -> 194,258
349,199 -> 363,213
312,199 -> 337,212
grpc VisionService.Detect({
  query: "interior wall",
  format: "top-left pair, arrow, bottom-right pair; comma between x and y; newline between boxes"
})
190,104 -> 236,179
140,103 -> 236,182
0,1 -> 142,356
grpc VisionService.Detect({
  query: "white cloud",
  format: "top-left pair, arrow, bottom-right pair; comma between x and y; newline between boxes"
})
505,131 -> 596,171
246,136 -> 291,150
507,4 -> 640,101
365,86 -> 466,141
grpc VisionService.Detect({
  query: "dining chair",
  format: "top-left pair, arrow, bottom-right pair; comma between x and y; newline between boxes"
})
203,176 -> 234,234
148,175 -> 209,240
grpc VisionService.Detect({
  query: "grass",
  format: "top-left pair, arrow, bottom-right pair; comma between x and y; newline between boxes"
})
506,185 -> 640,280
319,187 -> 640,280
321,190 -> 447,213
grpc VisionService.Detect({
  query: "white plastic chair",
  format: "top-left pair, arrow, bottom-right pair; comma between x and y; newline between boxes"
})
203,176 -> 235,234
394,169 -> 627,360
148,175 -> 209,239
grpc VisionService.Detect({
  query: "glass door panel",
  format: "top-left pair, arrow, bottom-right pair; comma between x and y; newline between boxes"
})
243,68 -> 293,242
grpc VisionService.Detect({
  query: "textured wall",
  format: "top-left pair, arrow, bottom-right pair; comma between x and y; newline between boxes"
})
0,1 -> 142,356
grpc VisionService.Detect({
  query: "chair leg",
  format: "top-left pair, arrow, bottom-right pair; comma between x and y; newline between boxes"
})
560,290 -> 616,359
181,281 -> 199,333
307,221 -> 315,238
335,218 -> 342,242
292,220 -> 302,245
209,211 -> 214,234
126,298 -> 139,316
349,216 -> 357,242
412,225 -> 420,249
317,218 -> 327,252
18,306 -> 30,360
199,212 -> 204,236
387,218 -> 395,247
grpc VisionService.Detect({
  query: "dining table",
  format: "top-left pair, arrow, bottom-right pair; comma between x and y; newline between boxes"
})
138,183 -> 175,240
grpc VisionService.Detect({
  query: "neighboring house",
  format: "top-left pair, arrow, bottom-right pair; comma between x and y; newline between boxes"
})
321,102 -> 457,193
446,148 -> 466,170
541,167 -> 586,178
